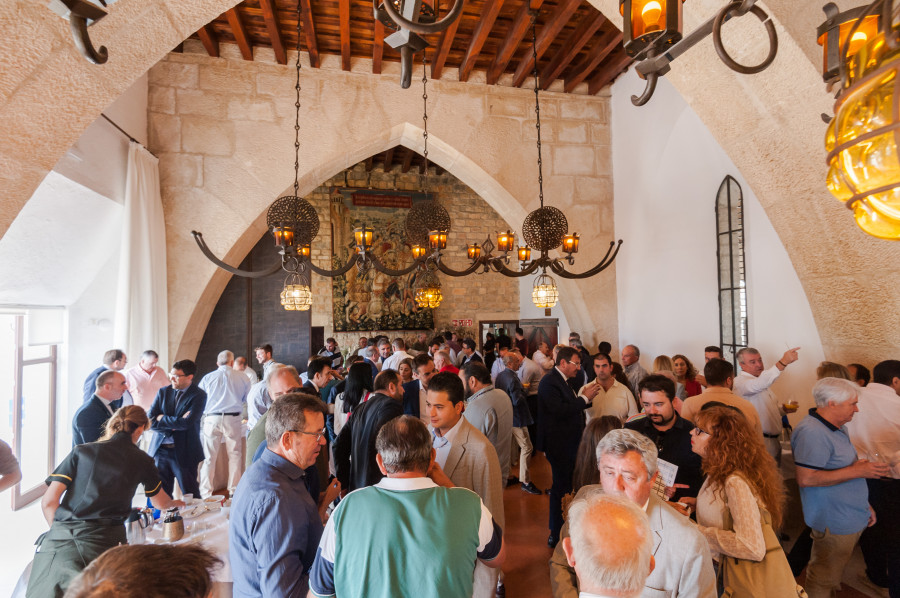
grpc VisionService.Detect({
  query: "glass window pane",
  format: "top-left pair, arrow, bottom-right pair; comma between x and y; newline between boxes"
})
720,290 -> 735,341
22,343 -> 50,361
19,363 -> 52,492
0,315 -> 16,445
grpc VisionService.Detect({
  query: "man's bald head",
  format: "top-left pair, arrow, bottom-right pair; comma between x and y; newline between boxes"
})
562,491 -> 654,598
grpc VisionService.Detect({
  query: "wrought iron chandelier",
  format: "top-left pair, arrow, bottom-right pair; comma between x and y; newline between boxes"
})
192,5 -> 623,314
819,0 -> 900,240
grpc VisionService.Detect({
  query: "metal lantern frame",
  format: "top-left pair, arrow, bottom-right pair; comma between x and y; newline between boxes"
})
817,2 -> 881,84
620,0 -> 686,57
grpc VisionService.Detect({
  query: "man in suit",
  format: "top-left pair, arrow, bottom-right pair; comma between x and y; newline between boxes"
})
539,346 -> 591,547
82,349 -> 128,404
302,357 -> 332,398
72,370 -> 129,445
550,429 -> 716,598
402,353 -> 436,423
147,359 -> 208,498
427,372 -> 504,598
459,338 -> 484,367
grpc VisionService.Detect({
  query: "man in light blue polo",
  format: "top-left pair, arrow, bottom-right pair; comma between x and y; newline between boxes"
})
309,415 -> 505,598
792,377 -> 891,598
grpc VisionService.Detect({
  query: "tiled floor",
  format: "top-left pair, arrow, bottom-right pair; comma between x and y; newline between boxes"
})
499,453 -> 881,597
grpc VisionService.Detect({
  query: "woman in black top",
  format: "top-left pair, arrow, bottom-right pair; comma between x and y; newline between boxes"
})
27,406 -> 184,598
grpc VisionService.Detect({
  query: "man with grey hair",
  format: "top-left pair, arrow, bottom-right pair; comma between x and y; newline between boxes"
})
621,345 -> 649,398
563,491 -> 655,598
551,428 -> 716,598
733,345 -> 800,461
792,377 -> 891,598
230,393 -> 327,597
198,350 -> 251,497
361,344 -> 380,379
124,349 -> 169,411
308,415 -> 505,598
246,365 -> 302,468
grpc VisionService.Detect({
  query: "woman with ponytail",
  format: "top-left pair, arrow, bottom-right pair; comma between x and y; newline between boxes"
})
26,406 -> 185,598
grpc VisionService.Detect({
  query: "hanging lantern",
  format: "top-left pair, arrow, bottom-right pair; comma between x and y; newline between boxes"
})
428,229 -> 449,250
619,0 -> 685,57
411,244 -> 427,259
280,272 -> 312,311
817,3 -> 880,83
354,225 -> 374,252
826,24 -> 900,240
532,273 -> 559,309
517,246 -> 532,262
414,270 -> 443,309
562,233 -> 580,254
300,244 -> 311,258
272,225 -> 295,248
497,230 -> 515,253
467,243 -> 482,260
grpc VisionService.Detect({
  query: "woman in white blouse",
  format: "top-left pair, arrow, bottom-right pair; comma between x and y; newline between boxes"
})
690,405 -> 798,597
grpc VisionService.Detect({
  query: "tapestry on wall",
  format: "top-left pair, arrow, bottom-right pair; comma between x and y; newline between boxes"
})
330,188 -> 435,332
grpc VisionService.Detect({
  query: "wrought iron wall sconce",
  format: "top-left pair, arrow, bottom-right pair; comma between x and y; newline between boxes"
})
48,0 -> 111,64
623,0 -> 778,105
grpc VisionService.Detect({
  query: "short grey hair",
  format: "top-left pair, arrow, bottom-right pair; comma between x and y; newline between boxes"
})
217,350 -> 234,366
502,352 -> 519,367
567,489 -> 652,596
375,416 -> 432,474
813,377 -> 859,408
266,365 -> 301,395
735,347 -> 760,364
363,345 -> 376,359
596,429 -> 658,479
265,393 -> 326,448
434,350 -> 450,362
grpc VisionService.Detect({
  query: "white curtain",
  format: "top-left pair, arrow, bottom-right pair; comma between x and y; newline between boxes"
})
114,142 -> 169,368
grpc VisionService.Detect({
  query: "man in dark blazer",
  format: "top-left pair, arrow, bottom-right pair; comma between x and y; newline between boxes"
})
81,348 -> 128,404
72,370 -> 129,446
302,357 -> 332,399
538,346 -> 591,547
147,359 -> 207,498
402,353 -> 436,420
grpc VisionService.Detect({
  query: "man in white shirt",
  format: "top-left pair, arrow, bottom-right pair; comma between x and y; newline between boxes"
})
490,336 -> 512,383
533,341 -> 555,373
579,353 -> 638,422
198,350 -> 252,496
124,350 -> 169,411
380,338 -> 411,372
733,346 -> 800,461
621,345 -> 649,399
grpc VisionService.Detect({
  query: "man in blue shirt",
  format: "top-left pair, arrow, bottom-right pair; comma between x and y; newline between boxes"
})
230,393 -> 327,597
198,350 -> 251,497
792,377 -> 891,598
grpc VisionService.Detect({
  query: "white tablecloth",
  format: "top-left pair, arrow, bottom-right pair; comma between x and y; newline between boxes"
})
147,507 -> 232,583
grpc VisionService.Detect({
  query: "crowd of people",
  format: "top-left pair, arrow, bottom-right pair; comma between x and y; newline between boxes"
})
4,329 -> 898,598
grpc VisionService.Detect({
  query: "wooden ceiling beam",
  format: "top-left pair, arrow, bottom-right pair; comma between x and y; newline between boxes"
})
401,148 -> 415,173
373,20 -> 385,74
299,0 -> 320,68
259,0 -> 286,65
339,0 -> 351,71
431,10 -> 462,80
434,164 -> 444,176
540,11 -> 605,90
458,0 -> 504,82
226,8 -> 254,61
365,156 -> 374,172
587,49 -> 632,94
486,0 -> 544,85
383,147 -> 395,172
511,0 -> 581,88
197,25 -> 219,58
563,29 -> 622,93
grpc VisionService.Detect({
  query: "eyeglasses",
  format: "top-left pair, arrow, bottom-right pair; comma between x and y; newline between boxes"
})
565,359 -> 582,367
692,426 -> 710,436
290,428 -> 327,442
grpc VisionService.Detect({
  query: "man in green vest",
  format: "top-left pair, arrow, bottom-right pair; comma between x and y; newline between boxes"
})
308,415 -> 505,598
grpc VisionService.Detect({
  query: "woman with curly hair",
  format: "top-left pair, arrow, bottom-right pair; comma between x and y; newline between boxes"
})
673,354 -> 703,397
690,405 -> 799,597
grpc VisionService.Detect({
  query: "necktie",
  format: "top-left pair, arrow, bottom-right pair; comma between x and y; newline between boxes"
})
432,430 -> 449,449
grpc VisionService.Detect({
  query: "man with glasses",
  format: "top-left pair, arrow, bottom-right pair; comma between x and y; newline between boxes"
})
230,393 -> 328,597
146,359 -> 207,499
539,346 -> 592,548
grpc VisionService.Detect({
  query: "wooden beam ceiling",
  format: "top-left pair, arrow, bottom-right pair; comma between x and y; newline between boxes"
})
339,0 -> 351,71
486,0 -> 544,85
225,8 -> 254,61
373,20 -> 385,74
458,0 -> 504,82
197,25 -> 220,58
299,0 -> 320,67
431,11 -> 462,80
539,10 -> 604,89
511,0 -> 581,88
564,28 -> 621,92
259,0 -> 287,64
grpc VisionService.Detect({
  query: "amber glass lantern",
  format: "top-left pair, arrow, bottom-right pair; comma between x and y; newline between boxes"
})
619,0 -> 685,57
467,243 -> 482,260
517,246 -> 532,262
411,244 -> 427,259
428,230 -> 449,250
272,226 -> 295,248
817,4 -> 880,83
532,273 -> 558,309
353,225 -> 374,252
497,231 -> 515,253
826,25 -> 900,240
414,271 -> 443,308
562,233 -> 580,254
300,244 -> 311,258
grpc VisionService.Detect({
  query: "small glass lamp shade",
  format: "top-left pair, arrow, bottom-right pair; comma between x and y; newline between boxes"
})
562,233 -> 580,254
411,245 -> 427,259
467,243 -> 482,260
354,225 -> 374,251
281,273 -> 312,311
817,4 -> 880,83
428,230 -> 449,250
619,0 -> 685,57
272,226 -> 295,248
300,244 -> 311,258
532,273 -> 559,309
414,271 -> 443,309
497,230 -> 515,253
825,28 -> 900,240
517,246 -> 532,262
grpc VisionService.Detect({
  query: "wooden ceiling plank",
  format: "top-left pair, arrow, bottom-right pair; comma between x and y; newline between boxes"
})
259,0 -> 286,64
431,11 -> 462,80
458,0 -> 504,82
587,49 -> 632,94
373,20 -> 385,74
510,0 -> 582,88
486,0 -> 544,85
339,0 -> 351,71
300,0 -> 321,68
383,147 -> 395,172
563,29 -> 622,93
365,156 -> 374,172
225,8 -> 254,61
401,147 -> 415,173
539,10 -> 605,90
197,25 -> 220,58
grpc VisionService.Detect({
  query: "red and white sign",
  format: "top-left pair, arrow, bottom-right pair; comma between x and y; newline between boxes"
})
451,319 -> 473,327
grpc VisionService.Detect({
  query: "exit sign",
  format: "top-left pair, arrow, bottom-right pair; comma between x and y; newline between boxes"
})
451,319 -> 473,327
